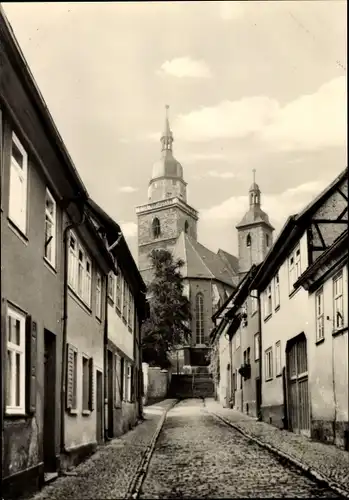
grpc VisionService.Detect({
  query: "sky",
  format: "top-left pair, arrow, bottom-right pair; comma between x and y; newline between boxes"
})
3,1 -> 347,262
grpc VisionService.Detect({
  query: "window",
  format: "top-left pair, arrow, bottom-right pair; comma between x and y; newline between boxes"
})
127,286 -> 133,330
254,333 -> 260,361
315,288 -> 324,341
246,347 -> 250,365
266,234 -> 270,247
333,273 -> 344,330
274,273 -> 280,309
108,272 -> 115,302
275,341 -> 281,376
265,347 -> 273,380
129,292 -> 134,332
123,279 -> 128,322
44,188 -> 56,266
6,307 -> 26,414
127,364 -> 132,402
116,271 -> 122,311
264,284 -> 272,318
96,272 -> 102,319
246,233 -> 251,247
250,293 -> 258,315
82,356 -> 90,411
9,133 -> 28,233
195,292 -> 204,344
68,232 -> 92,307
152,217 -> 161,238
184,220 -> 189,233
288,245 -> 301,293
235,330 -> 241,350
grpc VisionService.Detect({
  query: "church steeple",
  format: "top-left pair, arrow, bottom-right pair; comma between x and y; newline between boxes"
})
161,105 -> 173,153
249,169 -> 261,207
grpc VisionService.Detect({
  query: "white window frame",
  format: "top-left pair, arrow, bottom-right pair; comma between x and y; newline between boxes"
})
68,231 -> 93,308
333,272 -> 344,330
254,332 -> 260,361
275,341 -> 281,376
235,329 -> 241,350
108,272 -> 115,302
250,292 -> 258,315
288,244 -> 301,293
123,279 -> 129,322
6,306 -> 26,414
315,287 -> 324,341
44,188 -> 57,267
264,285 -> 272,319
265,347 -> 273,381
274,273 -> 280,310
115,271 -> 122,312
96,272 -> 102,319
9,132 -> 28,234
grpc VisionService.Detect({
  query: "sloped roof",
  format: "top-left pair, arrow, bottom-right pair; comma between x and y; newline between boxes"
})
173,231 -> 237,287
236,206 -> 274,230
217,249 -> 240,275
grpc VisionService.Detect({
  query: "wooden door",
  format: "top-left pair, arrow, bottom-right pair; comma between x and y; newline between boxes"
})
44,330 -> 56,472
96,370 -> 103,444
287,335 -> 310,436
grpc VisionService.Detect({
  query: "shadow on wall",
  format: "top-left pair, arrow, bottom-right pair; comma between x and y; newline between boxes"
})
142,363 -> 171,406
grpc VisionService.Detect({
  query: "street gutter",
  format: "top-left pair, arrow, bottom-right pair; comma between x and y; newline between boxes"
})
124,400 -> 178,500
206,407 -> 349,499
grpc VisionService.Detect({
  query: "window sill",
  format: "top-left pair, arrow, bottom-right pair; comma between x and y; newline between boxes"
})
264,313 -> 272,323
332,326 -> 348,337
276,372 -> 282,378
96,315 -> 102,324
265,377 -> 273,382
108,296 -> 115,306
82,410 -> 91,416
67,408 -> 78,416
8,218 -> 28,245
251,311 -> 258,318
44,257 -> 57,275
315,337 -> 325,346
5,411 -> 30,419
274,305 -> 280,313
122,317 -> 127,326
68,287 -> 92,315
128,326 -> 132,333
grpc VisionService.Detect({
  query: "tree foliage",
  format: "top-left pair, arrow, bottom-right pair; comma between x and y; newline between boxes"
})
141,249 -> 192,368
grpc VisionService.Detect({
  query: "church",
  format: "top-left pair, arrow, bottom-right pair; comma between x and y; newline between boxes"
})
136,106 -> 274,372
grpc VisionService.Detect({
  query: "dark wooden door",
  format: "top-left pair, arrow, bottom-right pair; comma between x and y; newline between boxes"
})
107,350 -> 114,438
44,330 -> 56,472
96,370 -> 103,444
256,378 -> 261,417
287,335 -> 310,437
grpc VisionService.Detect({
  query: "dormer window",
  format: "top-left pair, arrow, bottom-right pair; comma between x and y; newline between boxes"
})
152,217 -> 161,239
246,234 -> 251,247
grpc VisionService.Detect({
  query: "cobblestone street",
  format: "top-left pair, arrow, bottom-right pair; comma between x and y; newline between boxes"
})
140,399 -> 341,499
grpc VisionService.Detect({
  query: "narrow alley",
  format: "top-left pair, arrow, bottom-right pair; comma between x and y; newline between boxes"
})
24,399 -> 347,500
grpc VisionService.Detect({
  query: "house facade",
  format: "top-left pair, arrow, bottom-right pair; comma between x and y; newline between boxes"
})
86,200 -> 147,440
250,167 -> 348,446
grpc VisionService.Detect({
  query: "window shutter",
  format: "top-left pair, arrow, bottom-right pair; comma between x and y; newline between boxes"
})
120,358 -> 124,401
66,344 -> 75,410
89,357 -> 94,411
25,315 -> 37,414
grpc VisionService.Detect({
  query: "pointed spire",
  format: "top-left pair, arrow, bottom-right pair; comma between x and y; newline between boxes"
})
249,169 -> 261,206
161,104 -> 173,153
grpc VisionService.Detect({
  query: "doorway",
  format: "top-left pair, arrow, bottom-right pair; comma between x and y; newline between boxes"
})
96,370 -> 103,444
43,329 -> 56,472
256,377 -> 261,417
287,333 -> 310,437
107,350 -> 114,438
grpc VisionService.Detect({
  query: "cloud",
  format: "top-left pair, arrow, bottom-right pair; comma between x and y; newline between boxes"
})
193,169 -> 236,180
218,1 -> 245,21
120,221 -> 137,239
183,152 -> 228,164
157,56 -> 212,79
118,186 -> 139,193
171,76 -> 346,151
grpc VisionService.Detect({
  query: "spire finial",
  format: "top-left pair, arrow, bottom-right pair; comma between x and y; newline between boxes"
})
161,104 -> 173,152
252,168 -> 256,184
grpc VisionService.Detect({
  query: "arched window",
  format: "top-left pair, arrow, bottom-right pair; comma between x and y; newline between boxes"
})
184,220 -> 189,233
250,193 -> 254,204
254,194 -> 259,204
152,217 -> 161,239
195,292 -> 204,345
246,233 -> 251,247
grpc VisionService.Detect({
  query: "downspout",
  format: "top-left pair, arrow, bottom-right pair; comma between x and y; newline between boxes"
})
103,273 -> 110,441
60,209 -> 86,455
257,291 -> 263,421
0,99 -> 4,487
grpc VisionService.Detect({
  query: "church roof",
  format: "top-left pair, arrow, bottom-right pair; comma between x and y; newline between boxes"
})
173,231 -> 238,287
217,249 -> 239,275
151,151 -> 183,180
236,207 -> 275,230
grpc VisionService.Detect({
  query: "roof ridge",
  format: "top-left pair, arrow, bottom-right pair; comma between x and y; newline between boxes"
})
185,234 -> 215,279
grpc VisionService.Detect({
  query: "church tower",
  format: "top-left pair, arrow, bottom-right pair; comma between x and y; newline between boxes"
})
236,170 -> 274,277
136,106 -> 198,285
